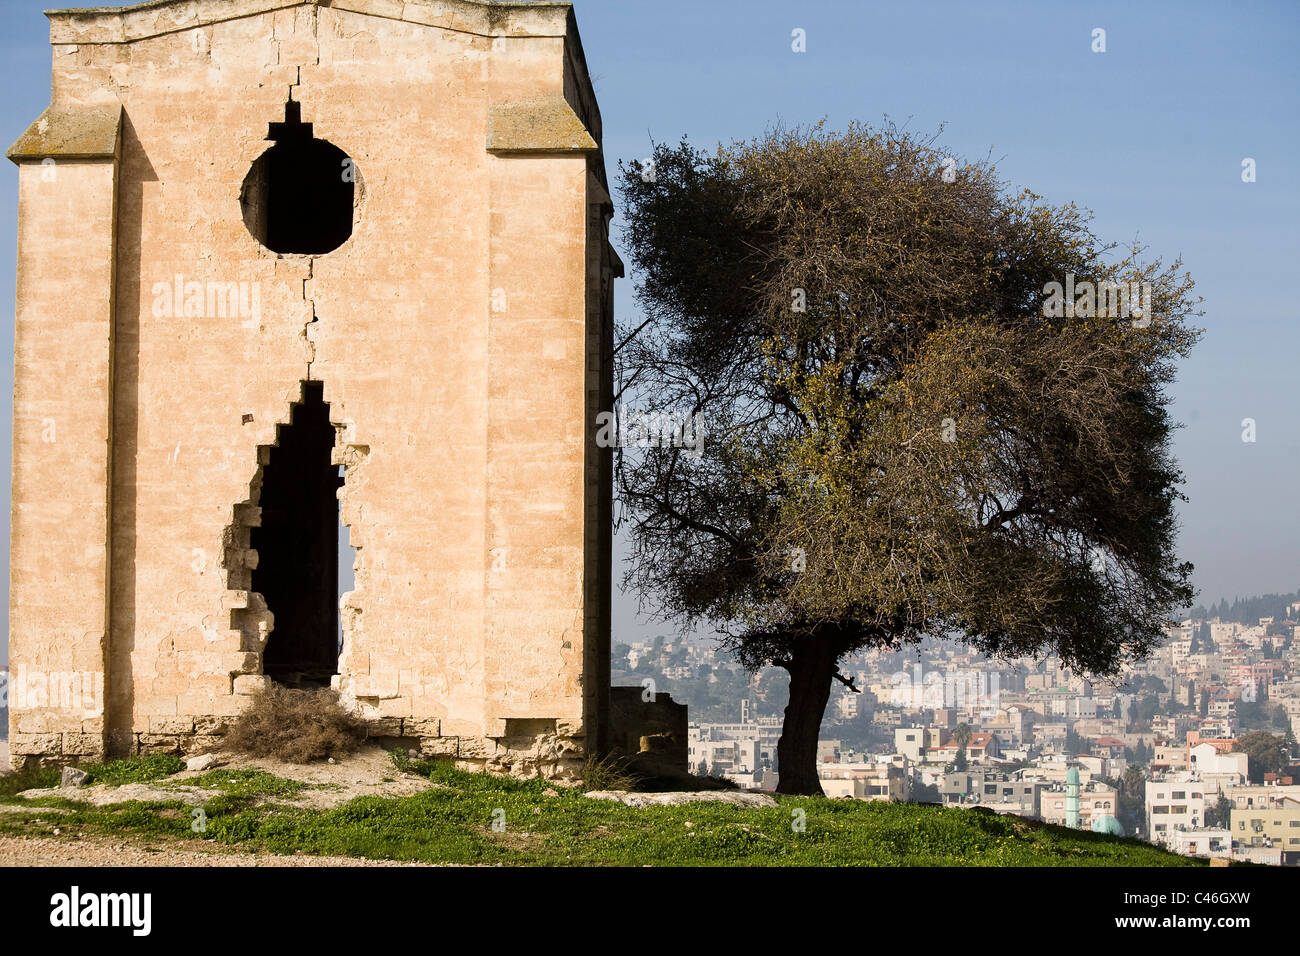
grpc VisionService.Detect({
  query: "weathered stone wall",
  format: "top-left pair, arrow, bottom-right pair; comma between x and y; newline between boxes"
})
7,0 -> 615,779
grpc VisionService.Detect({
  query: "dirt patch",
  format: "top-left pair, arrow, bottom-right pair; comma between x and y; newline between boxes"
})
185,744 -> 437,809
0,831 -> 434,867
10,744 -> 435,811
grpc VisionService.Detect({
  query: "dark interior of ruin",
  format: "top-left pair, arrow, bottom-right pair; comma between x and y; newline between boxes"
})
253,381 -> 343,687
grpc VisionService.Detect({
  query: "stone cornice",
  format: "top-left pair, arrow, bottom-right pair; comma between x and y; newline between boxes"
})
7,103 -> 123,163
45,0 -> 573,45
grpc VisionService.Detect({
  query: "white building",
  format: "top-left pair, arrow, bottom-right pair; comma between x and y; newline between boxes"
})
1170,827 -> 1231,861
1188,743 -> 1248,786
1146,779 -> 1211,848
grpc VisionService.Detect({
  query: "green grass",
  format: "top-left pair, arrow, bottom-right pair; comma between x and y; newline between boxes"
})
0,757 -> 1203,866
85,754 -> 186,785
0,754 -> 189,795
0,764 -> 60,799
177,769 -> 313,799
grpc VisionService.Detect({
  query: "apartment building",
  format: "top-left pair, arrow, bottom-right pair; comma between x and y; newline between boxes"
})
893,726 -> 944,763
1170,828 -> 1232,861
1151,742 -> 1189,773
820,762 -> 910,802
1146,779 -> 1211,847
941,771 -> 1044,818
1225,782 -> 1300,810
929,732 -> 1003,764
1231,799 -> 1300,865
1188,743 -> 1249,788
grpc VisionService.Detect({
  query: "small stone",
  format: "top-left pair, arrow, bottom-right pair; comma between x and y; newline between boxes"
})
328,757 -> 336,764
186,753 -> 220,772
543,788 -> 559,797
60,767 -> 90,788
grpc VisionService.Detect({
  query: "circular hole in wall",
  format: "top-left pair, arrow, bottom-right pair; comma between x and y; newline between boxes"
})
241,100 -> 355,255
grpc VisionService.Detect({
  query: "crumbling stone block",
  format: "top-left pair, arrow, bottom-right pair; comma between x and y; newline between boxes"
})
61,733 -> 104,757
233,675 -> 271,696
11,733 -> 61,756
137,734 -> 183,755
193,716 -> 231,736
419,737 -> 460,758
149,717 -> 196,736
363,717 -> 403,738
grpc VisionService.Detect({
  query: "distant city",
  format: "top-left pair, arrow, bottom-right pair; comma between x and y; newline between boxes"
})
613,590 -> 1300,866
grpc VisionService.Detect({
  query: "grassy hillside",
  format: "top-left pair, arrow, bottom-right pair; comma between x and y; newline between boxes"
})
0,755 -> 1199,866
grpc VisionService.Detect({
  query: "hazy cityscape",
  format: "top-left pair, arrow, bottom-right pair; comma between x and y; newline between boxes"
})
614,591 -> 1300,866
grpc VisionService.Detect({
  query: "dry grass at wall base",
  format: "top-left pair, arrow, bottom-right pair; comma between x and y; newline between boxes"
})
223,686 -> 366,763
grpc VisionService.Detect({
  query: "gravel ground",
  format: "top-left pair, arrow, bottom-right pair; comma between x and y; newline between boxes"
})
0,831 -> 434,867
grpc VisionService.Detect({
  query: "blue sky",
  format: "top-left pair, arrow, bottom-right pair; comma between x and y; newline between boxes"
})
0,0 -> 1297,659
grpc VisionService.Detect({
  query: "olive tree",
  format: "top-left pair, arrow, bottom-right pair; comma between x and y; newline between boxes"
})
615,123 -> 1199,794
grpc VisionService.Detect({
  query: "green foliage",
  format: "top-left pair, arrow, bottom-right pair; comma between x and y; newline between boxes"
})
1119,764 -> 1146,799
180,769 -> 310,799
1205,794 -> 1232,829
1236,699 -> 1291,733
617,121 -> 1200,675
613,649 -> 789,722
0,755 -> 183,806
1115,765 -> 1148,836
1065,728 -> 1083,755
0,764 -> 60,799
1133,694 -> 1162,728
1191,591 -> 1300,625
954,723 -> 973,748
911,782 -> 941,803
613,654 -> 758,722
1234,731 -> 1289,784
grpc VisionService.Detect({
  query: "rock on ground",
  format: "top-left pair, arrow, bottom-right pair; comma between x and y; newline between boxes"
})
185,753 -> 221,772
60,766 -> 91,788
20,783 -> 212,807
585,790 -> 778,808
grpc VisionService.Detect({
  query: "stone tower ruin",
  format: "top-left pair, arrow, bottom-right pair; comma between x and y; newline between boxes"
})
6,0 -> 628,778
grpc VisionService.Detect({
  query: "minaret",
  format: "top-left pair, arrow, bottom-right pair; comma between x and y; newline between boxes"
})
1066,766 -> 1081,828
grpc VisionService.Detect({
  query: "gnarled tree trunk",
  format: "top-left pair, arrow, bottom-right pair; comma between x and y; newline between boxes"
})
775,634 -> 840,795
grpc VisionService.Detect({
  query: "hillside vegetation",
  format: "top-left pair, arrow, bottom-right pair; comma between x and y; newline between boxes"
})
0,754 -> 1200,866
